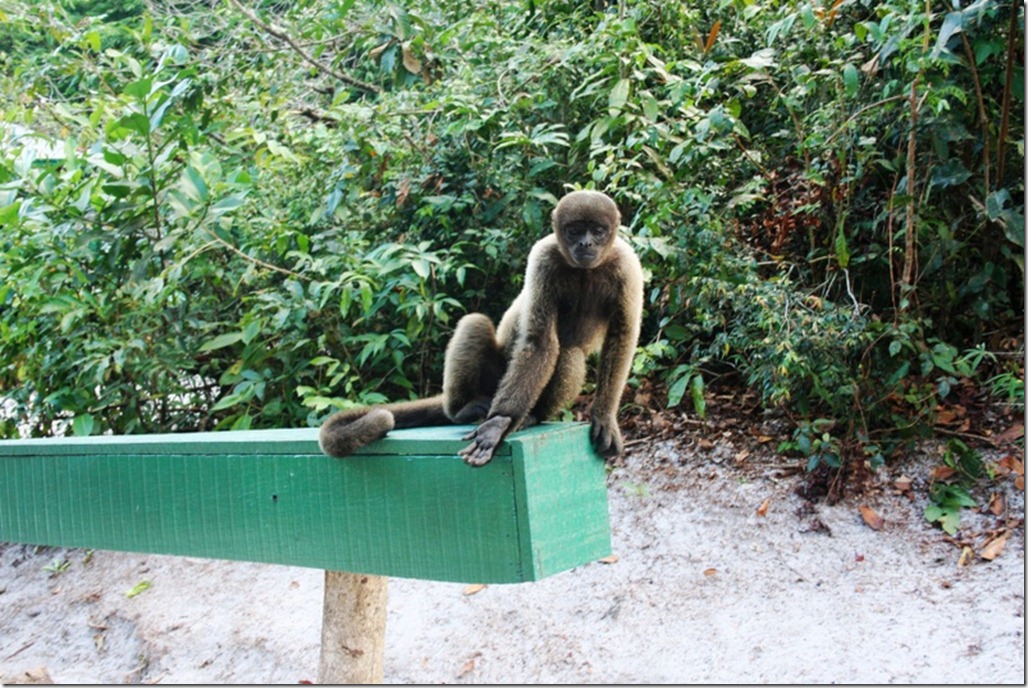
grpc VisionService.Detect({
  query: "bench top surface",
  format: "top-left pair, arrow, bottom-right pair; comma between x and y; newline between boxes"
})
0,422 -> 589,457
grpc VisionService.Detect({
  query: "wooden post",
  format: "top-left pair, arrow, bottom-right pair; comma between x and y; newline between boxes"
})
317,570 -> 389,684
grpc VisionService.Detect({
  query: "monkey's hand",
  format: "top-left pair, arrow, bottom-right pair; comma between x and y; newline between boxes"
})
590,415 -> 624,457
459,415 -> 513,467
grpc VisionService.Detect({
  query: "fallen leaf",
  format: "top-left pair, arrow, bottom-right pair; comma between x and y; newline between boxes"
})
1016,476 -> 1025,491
998,455 -> 1025,476
703,567 -> 717,577
462,584 -> 486,596
734,449 -> 751,464
994,423 -> 1025,445
756,435 -> 774,444
457,658 -> 476,678
958,546 -> 975,567
931,466 -> 958,481
988,493 -> 1005,517
698,438 -> 715,450
894,475 -> 913,492
855,553 -> 864,562
859,505 -> 884,531
980,533 -> 1009,561
124,580 -> 151,599
598,554 -> 619,565
756,497 -> 771,517
935,408 -> 958,425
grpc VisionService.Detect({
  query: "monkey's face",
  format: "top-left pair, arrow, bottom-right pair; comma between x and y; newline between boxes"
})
561,220 -> 612,269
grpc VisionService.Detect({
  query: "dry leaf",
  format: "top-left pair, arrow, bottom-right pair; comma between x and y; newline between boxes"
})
980,533 -> 1009,561
931,466 -> 958,481
859,505 -> 884,531
462,584 -> 486,596
756,435 -> 774,444
894,475 -> 913,492
734,449 -> 751,464
598,554 -> 619,565
958,546 -> 975,567
756,497 -> 771,517
999,455 -> 1025,476
935,408 -> 958,425
401,44 -> 422,74
698,438 -> 715,450
703,567 -> 717,577
988,492 -> 1005,516
994,424 -> 1025,445
1016,475 -> 1025,491
703,20 -> 721,53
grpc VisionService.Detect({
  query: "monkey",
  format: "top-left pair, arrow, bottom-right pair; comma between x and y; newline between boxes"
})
318,189 -> 644,467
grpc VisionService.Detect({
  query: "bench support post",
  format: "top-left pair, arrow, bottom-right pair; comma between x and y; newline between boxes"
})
317,570 -> 389,684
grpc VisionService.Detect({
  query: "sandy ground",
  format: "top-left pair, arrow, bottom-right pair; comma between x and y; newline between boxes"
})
0,434 -> 1023,684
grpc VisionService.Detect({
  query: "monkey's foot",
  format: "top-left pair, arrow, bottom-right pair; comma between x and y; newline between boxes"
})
458,415 -> 512,467
589,416 -> 623,457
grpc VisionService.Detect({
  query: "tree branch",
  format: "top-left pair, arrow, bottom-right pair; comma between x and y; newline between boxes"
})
226,0 -> 381,95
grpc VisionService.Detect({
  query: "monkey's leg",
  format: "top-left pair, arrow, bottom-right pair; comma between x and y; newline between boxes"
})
442,313 -> 505,422
529,347 -> 587,422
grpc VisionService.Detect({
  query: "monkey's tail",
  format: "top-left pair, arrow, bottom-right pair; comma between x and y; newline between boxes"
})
318,395 -> 451,457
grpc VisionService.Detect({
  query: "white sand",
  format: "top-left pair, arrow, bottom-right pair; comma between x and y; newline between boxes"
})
1,437 -> 1023,684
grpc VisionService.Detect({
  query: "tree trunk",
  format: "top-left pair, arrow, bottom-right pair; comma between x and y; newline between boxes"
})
317,571 -> 389,684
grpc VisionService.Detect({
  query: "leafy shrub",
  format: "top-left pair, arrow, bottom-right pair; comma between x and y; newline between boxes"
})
0,0 -> 1022,458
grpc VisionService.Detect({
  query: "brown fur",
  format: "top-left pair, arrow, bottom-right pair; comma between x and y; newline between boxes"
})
319,189 -> 644,464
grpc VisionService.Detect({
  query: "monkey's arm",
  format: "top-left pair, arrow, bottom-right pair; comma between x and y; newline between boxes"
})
461,261 -> 561,466
459,322 -> 559,466
590,257 -> 643,456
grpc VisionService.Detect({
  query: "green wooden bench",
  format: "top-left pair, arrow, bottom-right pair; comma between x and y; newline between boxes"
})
0,422 -> 611,682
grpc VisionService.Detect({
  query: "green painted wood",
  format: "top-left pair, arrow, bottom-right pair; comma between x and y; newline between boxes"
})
0,423 -> 610,583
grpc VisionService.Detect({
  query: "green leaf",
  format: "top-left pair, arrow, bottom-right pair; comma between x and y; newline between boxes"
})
72,414 -> 96,437
690,374 -> 707,419
739,48 -> 776,70
411,259 -> 431,279
123,78 -> 153,99
835,228 -> 850,269
125,580 -> 152,598
211,194 -> 246,216
231,413 -> 253,430
608,78 -> 630,115
211,392 -> 244,412
111,113 -> 150,137
842,63 -> 859,98
242,320 -> 261,344
198,332 -> 243,352
641,91 -> 659,122
931,160 -> 971,188
667,373 -> 690,408
931,11 -> 964,59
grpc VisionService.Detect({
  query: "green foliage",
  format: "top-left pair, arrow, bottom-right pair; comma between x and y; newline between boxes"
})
925,439 -> 985,535
43,558 -> 71,577
0,0 -> 1022,454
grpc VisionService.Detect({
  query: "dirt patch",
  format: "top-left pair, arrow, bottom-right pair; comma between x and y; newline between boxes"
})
0,430 -> 1023,684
